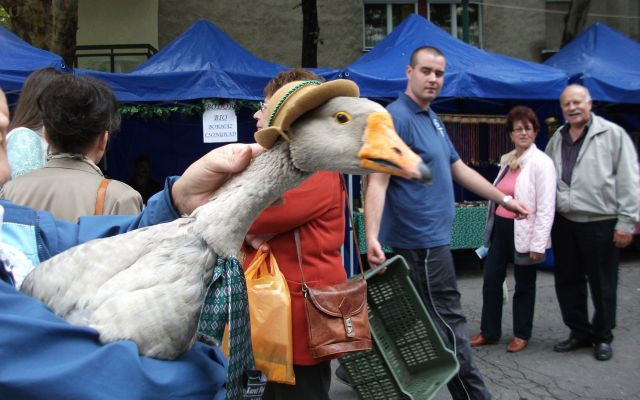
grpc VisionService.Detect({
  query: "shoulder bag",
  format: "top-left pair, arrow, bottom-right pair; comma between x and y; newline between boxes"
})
294,178 -> 371,358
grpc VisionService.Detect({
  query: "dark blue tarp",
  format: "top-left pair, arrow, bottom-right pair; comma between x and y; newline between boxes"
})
544,23 -> 640,104
341,14 -> 568,101
78,19 -> 340,102
0,25 -> 68,93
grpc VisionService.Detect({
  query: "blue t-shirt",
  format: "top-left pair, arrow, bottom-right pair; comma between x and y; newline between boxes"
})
379,93 -> 460,249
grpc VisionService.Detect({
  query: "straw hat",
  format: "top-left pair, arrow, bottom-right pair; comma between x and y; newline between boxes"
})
255,79 -> 360,149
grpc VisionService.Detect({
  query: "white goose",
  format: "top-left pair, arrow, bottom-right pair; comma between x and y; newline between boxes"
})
21,80 -> 430,361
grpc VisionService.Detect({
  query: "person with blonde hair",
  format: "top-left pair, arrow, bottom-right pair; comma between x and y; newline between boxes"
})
6,67 -> 64,178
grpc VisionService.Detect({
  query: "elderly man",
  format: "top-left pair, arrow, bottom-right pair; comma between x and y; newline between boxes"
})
545,84 -> 640,361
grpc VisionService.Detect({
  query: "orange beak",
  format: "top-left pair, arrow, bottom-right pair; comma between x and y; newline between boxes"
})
359,112 -> 432,183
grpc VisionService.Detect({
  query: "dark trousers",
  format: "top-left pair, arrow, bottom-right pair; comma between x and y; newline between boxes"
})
395,246 -> 491,400
262,361 -> 331,400
481,216 -> 538,340
551,214 -> 618,344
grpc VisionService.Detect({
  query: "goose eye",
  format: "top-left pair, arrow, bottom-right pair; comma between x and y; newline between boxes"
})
335,112 -> 352,124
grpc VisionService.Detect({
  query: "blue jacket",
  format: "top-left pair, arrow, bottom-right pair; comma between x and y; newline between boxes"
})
0,177 -> 227,400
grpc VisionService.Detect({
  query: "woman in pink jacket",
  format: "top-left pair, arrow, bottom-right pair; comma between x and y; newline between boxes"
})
470,106 -> 556,353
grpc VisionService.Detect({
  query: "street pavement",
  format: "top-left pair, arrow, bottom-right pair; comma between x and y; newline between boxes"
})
329,248 -> 640,400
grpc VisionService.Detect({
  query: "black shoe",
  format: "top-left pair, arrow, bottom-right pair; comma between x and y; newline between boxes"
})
553,337 -> 591,352
335,364 -> 352,386
593,343 -> 612,361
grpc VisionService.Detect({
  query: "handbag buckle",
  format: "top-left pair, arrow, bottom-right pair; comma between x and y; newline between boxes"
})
343,316 -> 355,337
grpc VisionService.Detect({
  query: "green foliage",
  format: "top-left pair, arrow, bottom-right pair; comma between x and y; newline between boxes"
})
0,6 -> 10,29
118,99 -> 260,120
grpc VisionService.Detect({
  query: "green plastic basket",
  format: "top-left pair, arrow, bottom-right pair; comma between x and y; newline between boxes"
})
340,255 -> 459,400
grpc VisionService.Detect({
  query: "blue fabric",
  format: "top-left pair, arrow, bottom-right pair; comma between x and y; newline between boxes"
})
1,221 -> 39,267
0,25 -> 68,92
75,20 -> 340,102
0,278 -> 227,400
340,14 -> 568,100
544,23 -> 640,104
0,175 -> 229,399
0,176 -> 179,263
379,93 -> 459,249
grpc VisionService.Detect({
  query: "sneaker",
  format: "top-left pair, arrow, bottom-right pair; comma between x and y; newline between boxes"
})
335,364 -> 352,386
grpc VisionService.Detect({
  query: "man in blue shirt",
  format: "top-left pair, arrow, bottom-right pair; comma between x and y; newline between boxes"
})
365,46 -> 528,400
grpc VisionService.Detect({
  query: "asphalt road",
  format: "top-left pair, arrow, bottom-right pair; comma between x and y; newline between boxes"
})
330,249 -> 640,400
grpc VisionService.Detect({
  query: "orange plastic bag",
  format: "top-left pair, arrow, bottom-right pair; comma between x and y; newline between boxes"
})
223,248 -> 295,384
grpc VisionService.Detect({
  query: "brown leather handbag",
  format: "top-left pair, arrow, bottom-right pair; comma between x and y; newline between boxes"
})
294,189 -> 372,358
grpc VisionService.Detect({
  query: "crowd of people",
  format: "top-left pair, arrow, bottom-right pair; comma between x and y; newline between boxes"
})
0,43 -> 638,400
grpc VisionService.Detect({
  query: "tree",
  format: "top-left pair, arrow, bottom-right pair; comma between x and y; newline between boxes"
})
300,0 -> 319,68
0,6 -> 10,29
0,0 -> 77,67
562,0 -> 591,47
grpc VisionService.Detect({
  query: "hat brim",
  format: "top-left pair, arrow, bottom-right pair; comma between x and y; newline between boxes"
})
255,79 -> 360,149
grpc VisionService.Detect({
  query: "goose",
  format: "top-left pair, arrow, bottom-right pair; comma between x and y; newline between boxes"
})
20,80 -> 430,364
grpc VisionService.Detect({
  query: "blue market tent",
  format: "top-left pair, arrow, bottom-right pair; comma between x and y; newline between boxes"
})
78,19 -> 339,102
341,14 -> 568,101
0,25 -> 68,93
76,19 -> 340,184
544,23 -> 640,104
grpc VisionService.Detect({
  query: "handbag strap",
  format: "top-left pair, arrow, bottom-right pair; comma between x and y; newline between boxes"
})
340,175 -> 364,275
94,178 -> 112,215
294,175 -> 365,287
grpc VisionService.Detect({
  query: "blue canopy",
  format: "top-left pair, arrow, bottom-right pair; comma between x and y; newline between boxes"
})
341,14 -> 568,101
0,25 -> 68,93
79,19 -> 340,102
544,23 -> 640,104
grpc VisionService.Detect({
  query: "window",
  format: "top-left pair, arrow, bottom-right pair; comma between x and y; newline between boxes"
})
427,1 -> 482,47
364,1 -> 417,49
363,1 -> 483,50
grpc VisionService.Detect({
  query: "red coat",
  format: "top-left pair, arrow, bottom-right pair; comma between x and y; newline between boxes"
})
243,171 -> 347,365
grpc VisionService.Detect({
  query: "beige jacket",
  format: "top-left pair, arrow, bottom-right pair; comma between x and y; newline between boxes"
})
545,113 -> 640,232
1,155 -> 143,223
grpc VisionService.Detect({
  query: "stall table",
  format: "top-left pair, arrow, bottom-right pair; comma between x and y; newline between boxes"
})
353,202 -> 488,253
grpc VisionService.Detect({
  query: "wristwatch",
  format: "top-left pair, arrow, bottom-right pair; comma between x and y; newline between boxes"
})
501,195 -> 513,208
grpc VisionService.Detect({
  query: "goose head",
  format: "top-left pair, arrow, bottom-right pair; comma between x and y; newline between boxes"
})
255,79 -> 432,182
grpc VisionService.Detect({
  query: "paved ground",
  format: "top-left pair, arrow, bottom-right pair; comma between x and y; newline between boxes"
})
330,248 -> 640,400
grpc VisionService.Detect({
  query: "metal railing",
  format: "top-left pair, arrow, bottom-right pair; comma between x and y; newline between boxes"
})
74,44 -> 158,72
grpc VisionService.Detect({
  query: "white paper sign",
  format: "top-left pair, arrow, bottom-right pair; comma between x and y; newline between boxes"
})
202,102 -> 238,143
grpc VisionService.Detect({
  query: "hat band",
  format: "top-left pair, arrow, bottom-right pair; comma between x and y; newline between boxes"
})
267,80 -> 322,127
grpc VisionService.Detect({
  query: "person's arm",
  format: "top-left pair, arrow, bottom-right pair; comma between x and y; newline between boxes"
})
529,156 -> 557,259
451,160 -> 529,217
0,278 -> 227,400
613,127 -> 640,247
364,173 -> 390,266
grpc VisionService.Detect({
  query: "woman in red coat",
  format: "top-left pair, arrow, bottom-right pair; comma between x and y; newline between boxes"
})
243,68 -> 347,400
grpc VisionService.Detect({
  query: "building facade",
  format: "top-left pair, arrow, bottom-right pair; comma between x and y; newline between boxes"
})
75,0 -> 640,72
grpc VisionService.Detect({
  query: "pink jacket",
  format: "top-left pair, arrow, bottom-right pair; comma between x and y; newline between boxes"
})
494,144 -> 556,254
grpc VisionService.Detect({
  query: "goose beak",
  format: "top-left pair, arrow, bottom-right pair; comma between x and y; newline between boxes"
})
359,112 -> 432,183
